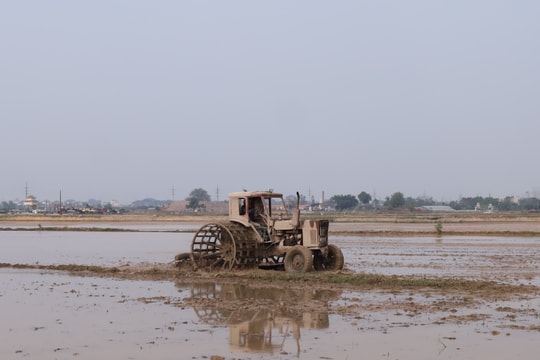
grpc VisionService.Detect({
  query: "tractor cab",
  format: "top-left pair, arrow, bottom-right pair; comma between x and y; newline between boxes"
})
229,191 -> 290,228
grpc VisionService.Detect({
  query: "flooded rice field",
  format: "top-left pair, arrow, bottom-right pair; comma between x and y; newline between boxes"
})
1,222 -> 540,359
333,235 -> 540,286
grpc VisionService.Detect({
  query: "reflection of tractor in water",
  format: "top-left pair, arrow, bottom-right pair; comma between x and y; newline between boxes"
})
177,281 -> 334,355
228,310 -> 313,355
176,190 -> 344,272
228,308 -> 330,355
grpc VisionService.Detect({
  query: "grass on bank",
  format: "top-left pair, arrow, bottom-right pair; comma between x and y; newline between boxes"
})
218,270 -> 519,292
0,263 -> 120,273
0,226 -> 194,233
1,262 -> 535,295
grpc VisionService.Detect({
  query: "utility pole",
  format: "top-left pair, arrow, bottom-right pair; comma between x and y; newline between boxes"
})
171,185 -> 175,202
216,186 -> 219,202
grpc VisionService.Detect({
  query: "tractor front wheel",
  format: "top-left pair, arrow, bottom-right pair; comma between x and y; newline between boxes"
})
284,246 -> 313,273
313,244 -> 344,271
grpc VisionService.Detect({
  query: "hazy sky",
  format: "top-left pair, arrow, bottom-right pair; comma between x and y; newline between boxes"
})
1,1 -> 539,204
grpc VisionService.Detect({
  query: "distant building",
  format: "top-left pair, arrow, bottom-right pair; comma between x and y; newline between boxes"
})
23,195 -> 39,209
165,200 -> 229,214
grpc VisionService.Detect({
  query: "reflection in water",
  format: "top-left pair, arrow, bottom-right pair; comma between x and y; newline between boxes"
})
229,309 -> 302,354
176,281 -> 338,355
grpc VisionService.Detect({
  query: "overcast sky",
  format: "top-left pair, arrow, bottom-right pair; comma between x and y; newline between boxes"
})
1,1 -> 539,204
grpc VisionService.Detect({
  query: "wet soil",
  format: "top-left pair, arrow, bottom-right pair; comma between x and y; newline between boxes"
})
1,213 -> 540,359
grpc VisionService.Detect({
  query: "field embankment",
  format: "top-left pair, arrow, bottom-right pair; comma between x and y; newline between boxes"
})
2,211 -> 540,236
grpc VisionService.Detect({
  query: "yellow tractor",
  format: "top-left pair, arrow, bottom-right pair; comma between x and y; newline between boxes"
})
178,190 -> 344,273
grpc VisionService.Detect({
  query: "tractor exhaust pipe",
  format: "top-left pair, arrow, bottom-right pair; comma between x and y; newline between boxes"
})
291,191 -> 301,228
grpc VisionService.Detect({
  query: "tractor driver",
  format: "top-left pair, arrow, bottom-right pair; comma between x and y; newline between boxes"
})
248,197 -> 264,223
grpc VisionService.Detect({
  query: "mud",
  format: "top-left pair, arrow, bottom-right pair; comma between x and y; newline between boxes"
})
1,216 -> 540,359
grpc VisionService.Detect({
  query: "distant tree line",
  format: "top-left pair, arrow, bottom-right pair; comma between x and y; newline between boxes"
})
329,191 -> 540,212
4,187 -> 540,214
449,196 -> 540,212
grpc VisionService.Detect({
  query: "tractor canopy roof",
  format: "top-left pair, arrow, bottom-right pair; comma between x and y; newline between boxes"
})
228,190 -> 284,200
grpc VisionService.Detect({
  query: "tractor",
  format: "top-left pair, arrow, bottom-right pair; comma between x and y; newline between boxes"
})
177,190 -> 344,273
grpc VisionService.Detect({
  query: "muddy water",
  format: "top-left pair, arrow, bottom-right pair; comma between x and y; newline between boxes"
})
0,231 -> 193,266
333,235 -> 540,286
3,231 -> 539,285
1,230 -> 540,359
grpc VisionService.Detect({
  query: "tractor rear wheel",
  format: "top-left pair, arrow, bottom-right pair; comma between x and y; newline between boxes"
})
190,222 -> 259,271
313,244 -> 344,271
191,223 -> 237,270
284,245 -> 313,273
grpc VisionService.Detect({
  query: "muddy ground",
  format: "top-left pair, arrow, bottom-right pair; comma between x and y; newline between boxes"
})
1,213 -> 539,359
